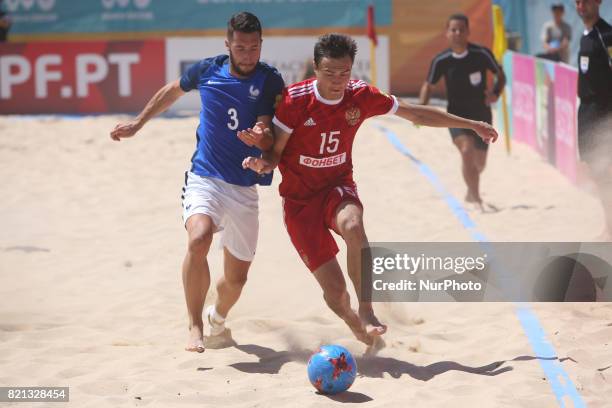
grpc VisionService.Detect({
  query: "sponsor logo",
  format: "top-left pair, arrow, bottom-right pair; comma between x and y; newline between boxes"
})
345,105 -> 361,126
0,52 -> 141,99
101,0 -> 151,9
5,0 -> 57,23
303,117 -> 316,126
5,0 -> 55,12
101,0 -> 153,21
299,152 -> 346,168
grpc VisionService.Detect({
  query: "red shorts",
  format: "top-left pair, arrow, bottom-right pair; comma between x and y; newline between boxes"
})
283,184 -> 363,272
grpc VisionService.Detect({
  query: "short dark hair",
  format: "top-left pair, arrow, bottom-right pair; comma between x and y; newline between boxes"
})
313,33 -> 357,66
227,12 -> 262,39
551,3 -> 564,11
447,13 -> 469,29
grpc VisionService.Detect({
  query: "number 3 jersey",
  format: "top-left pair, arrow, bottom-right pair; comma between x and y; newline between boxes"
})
272,79 -> 398,202
180,55 -> 284,186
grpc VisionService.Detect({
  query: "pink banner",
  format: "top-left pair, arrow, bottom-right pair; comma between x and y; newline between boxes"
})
554,64 -> 578,183
512,54 -> 536,149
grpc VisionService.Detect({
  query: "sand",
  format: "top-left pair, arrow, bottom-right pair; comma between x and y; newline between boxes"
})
0,113 -> 610,407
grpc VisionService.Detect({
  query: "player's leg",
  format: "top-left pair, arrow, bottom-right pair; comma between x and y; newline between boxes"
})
452,132 -> 482,205
183,214 -> 215,352
312,258 -> 375,346
210,183 -> 259,333
330,193 -> 386,336
282,195 -> 375,344
181,172 -> 224,352
215,249 -> 251,319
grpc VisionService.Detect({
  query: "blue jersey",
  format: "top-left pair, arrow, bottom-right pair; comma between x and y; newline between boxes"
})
180,55 -> 284,186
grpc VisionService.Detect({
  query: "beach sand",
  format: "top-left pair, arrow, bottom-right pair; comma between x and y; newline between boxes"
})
0,114 -> 610,407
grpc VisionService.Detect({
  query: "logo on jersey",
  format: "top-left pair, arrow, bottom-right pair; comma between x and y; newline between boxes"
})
299,152 -> 347,168
580,56 -> 589,73
469,71 -> 482,86
249,85 -> 260,101
345,106 -> 361,126
303,117 -> 317,126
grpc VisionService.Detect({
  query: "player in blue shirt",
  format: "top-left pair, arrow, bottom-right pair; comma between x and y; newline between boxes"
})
111,12 -> 284,353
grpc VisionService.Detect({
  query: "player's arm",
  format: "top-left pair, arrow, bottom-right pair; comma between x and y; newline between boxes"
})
394,101 -> 498,144
418,82 -> 433,105
110,79 -> 185,141
240,123 -> 290,174
485,65 -> 507,105
420,55 -> 442,105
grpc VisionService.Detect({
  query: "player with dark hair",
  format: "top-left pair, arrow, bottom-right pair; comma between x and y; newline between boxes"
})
240,33 -> 498,346
111,12 -> 284,352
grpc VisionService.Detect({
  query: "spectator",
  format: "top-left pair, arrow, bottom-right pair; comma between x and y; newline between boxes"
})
539,3 -> 572,62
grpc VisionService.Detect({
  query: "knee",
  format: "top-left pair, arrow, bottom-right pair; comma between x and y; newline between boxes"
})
187,229 -> 213,254
338,216 -> 366,244
476,161 -> 486,173
226,272 -> 248,288
460,148 -> 474,162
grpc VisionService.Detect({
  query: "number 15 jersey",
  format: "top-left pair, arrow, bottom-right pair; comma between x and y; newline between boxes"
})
272,78 -> 398,202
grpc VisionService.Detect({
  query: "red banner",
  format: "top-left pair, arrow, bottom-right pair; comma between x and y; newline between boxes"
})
0,40 -> 165,114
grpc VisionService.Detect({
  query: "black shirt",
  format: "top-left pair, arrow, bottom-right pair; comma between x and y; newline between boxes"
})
578,18 -> 612,104
426,43 -> 501,115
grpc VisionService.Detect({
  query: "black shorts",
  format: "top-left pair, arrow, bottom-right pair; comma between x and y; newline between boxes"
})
448,107 -> 492,151
578,101 -> 612,166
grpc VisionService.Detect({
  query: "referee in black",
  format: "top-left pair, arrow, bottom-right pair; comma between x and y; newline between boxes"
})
576,0 -> 612,239
420,13 -> 506,211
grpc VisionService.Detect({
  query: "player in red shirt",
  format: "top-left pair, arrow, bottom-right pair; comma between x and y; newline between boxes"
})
239,34 -> 497,346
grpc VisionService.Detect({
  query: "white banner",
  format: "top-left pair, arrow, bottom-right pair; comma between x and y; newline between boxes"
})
165,36 -> 390,113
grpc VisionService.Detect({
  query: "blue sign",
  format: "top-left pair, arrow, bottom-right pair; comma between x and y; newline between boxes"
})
7,0 -> 392,35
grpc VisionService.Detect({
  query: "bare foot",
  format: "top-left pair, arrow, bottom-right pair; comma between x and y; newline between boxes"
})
185,323 -> 205,353
358,307 -> 387,337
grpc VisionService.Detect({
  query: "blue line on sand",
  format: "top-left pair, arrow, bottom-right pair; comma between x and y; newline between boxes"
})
377,124 -> 585,408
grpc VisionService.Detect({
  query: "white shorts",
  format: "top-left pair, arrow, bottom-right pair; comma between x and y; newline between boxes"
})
181,172 -> 259,262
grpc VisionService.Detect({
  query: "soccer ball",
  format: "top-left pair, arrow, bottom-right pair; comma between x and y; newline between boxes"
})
307,345 -> 357,395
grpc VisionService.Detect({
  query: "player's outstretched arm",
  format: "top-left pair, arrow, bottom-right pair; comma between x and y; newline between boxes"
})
395,101 -> 498,144
110,79 -> 185,141
241,123 -> 290,174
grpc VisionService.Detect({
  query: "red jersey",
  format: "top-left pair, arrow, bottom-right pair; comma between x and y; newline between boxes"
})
272,78 -> 398,201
